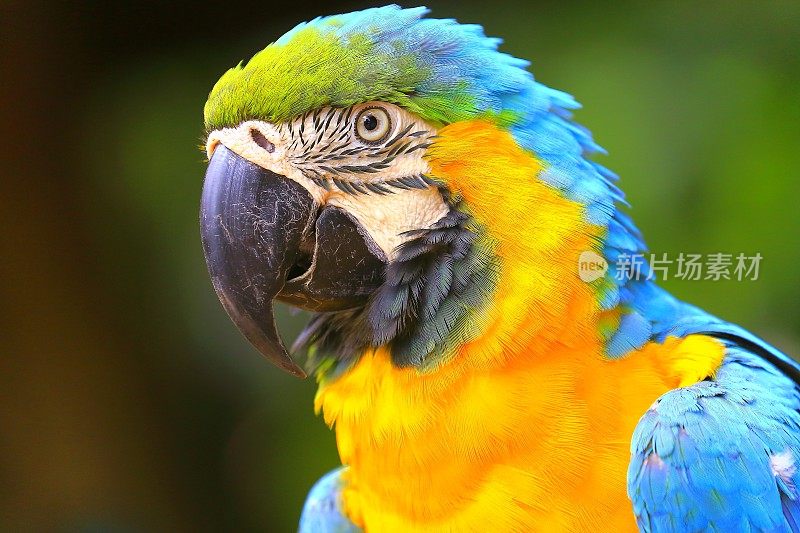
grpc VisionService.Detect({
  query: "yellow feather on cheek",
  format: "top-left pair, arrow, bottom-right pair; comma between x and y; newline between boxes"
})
425,119 -> 600,367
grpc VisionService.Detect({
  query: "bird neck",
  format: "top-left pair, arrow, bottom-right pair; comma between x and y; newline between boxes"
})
421,118 -> 607,368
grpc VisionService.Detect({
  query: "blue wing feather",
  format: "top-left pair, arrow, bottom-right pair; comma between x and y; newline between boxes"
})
299,467 -> 361,533
628,341 -> 800,532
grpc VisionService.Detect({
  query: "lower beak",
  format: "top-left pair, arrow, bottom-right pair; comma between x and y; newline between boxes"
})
200,146 -> 386,377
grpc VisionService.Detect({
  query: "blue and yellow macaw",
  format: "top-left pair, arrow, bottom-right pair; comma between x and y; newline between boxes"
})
198,6 -> 800,532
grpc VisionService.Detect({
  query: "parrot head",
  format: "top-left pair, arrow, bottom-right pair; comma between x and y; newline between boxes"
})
201,5 -> 634,378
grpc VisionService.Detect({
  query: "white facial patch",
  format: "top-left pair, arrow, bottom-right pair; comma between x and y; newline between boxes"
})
206,102 -> 449,260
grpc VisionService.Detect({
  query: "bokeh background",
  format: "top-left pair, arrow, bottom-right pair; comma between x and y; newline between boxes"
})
2,0 -> 799,530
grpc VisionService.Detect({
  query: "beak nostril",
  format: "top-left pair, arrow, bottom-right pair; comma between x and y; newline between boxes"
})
250,128 -> 275,153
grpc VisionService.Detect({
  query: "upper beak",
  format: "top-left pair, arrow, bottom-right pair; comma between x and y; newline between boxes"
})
200,146 -> 386,377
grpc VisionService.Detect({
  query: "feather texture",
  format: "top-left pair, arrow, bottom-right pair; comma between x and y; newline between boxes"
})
201,6 -> 800,532
629,344 -> 800,532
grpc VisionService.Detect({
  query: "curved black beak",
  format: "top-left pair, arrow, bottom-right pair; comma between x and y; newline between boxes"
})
200,146 -> 386,377
201,146 -> 314,377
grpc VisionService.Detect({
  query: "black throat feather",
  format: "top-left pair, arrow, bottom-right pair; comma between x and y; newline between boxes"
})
293,194 -> 499,378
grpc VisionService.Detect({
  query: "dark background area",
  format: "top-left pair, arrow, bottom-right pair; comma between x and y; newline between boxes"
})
1,1 -> 798,530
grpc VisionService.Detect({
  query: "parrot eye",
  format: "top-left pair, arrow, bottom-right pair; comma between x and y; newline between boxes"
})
354,107 -> 392,144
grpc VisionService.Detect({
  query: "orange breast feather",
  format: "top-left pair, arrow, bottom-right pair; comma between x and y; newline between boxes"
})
315,120 -> 726,531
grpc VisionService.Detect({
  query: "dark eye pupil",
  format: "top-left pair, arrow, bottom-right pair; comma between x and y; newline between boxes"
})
363,114 -> 378,131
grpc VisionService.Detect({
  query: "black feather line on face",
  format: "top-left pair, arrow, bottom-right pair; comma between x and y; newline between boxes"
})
312,108 -> 322,131
383,124 -> 415,149
320,109 -> 334,134
283,103 -> 437,194
294,195 -> 499,376
385,178 -> 411,190
349,181 -> 369,194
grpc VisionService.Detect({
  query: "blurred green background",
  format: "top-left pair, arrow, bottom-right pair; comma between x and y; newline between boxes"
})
1,0 -> 798,530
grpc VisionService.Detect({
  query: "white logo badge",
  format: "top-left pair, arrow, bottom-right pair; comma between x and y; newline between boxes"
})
577,250 -> 608,283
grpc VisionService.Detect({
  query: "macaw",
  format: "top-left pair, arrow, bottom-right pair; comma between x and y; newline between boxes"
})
198,6 -> 800,532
